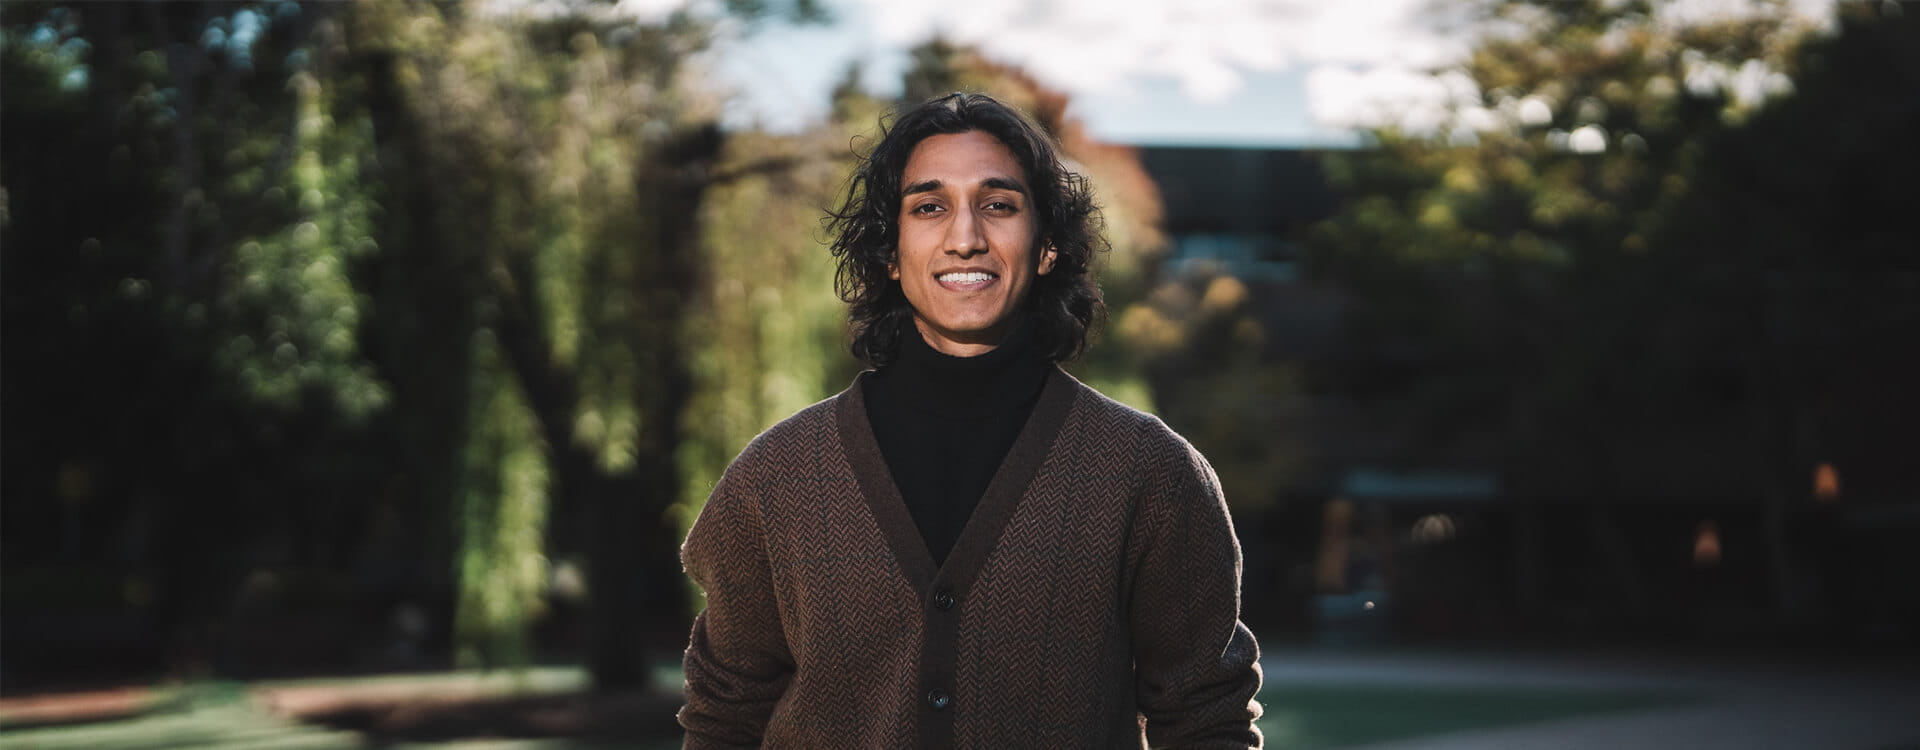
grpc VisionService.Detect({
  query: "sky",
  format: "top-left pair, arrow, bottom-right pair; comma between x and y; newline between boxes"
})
702,0 -> 1463,147
647,0 -> 1839,148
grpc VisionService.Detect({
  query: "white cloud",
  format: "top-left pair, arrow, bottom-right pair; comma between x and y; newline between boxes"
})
1296,0 -> 1835,134
1283,0 -> 1462,69
614,0 -> 696,21
1305,66 -> 1479,134
846,0 -> 1458,103
1656,0 -> 1836,33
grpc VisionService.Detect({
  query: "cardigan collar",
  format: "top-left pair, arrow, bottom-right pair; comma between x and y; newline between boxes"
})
837,364 -> 1082,595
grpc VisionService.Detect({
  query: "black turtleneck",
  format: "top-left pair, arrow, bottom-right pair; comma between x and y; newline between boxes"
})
862,319 -> 1051,568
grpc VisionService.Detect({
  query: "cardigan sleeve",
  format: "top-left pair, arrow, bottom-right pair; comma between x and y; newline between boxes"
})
678,467 -> 794,749
1130,432 -> 1264,750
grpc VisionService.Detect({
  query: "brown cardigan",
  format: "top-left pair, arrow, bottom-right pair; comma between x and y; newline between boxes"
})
679,368 -> 1263,749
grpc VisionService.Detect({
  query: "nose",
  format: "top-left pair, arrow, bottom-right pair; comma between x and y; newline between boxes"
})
944,205 -> 986,258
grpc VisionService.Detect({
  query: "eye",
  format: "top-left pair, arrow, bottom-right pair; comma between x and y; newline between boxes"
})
910,202 -> 944,215
983,200 -> 1017,213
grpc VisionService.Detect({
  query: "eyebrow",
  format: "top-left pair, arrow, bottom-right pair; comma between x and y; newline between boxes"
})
902,177 -> 1029,197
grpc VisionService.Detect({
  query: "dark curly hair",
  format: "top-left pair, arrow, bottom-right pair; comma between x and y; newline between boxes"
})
827,92 -> 1105,367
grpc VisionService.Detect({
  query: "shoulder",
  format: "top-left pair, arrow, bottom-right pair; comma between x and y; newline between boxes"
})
721,387 -> 848,482
1058,371 -> 1196,457
1058,373 -> 1221,501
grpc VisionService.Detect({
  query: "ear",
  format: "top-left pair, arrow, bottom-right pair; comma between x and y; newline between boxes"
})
888,261 -> 900,281
1038,244 -> 1058,276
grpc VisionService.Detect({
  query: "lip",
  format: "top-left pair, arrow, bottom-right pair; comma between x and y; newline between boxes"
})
934,268 -> 1000,292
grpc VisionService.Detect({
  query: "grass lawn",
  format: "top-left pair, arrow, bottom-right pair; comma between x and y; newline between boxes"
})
1256,682 -> 1698,748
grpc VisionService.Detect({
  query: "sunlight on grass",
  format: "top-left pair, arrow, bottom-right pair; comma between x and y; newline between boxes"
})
0,669 -> 680,750
255,665 -> 589,693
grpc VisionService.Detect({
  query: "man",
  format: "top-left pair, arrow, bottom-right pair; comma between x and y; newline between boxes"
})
678,92 -> 1262,749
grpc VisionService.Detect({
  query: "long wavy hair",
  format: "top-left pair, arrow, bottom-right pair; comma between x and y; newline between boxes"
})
827,92 -> 1105,367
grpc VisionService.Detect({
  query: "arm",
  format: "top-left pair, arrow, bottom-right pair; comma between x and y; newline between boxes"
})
678,469 -> 794,749
1130,433 -> 1264,750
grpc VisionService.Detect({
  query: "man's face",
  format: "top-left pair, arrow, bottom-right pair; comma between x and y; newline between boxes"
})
890,130 -> 1056,357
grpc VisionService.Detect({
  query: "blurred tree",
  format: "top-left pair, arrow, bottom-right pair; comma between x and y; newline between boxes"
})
3,0 -> 829,690
1305,0 -> 1915,628
672,123 -> 857,548
1116,273 -> 1307,512
348,0 -> 837,687
341,0 -> 795,687
1308,0 -> 1807,621
3,0 -> 395,677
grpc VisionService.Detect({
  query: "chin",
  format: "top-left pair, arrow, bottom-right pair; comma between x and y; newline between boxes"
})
948,319 -> 1005,337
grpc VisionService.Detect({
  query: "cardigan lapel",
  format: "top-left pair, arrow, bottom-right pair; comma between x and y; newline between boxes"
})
836,367 -> 1081,596
838,372 -> 939,593
937,367 -> 1078,592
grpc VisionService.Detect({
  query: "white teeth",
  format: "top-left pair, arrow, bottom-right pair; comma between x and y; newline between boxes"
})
938,272 -> 995,283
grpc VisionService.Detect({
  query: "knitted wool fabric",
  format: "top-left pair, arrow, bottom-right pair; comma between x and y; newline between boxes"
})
680,368 -> 1263,749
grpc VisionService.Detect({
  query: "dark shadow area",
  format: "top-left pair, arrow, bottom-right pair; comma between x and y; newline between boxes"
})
1257,683 -> 1700,748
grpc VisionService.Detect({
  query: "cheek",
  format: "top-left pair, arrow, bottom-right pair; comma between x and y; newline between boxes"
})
888,232 -> 915,280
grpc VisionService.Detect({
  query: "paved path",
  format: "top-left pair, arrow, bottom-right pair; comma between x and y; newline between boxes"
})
1263,647 -> 1920,749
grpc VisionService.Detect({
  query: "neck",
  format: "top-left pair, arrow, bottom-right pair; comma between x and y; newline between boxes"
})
912,318 -> 1008,358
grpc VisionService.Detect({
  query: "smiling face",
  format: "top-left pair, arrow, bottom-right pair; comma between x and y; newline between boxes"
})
890,130 -> 1057,357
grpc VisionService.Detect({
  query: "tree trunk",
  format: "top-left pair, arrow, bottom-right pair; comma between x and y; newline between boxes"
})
357,41 -> 481,622
581,123 -> 725,691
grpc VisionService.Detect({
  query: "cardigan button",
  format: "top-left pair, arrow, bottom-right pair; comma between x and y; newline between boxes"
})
926,689 -> 952,710
932,588 -> 955,611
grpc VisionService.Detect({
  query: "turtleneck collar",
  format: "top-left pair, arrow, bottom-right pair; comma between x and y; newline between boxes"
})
874,315 -> 1052,420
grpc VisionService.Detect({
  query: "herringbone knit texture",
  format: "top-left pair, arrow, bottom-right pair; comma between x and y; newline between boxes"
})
680,369 -> 1263,749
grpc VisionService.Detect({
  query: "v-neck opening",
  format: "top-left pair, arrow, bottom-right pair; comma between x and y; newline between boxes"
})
838,366 -> 1080,595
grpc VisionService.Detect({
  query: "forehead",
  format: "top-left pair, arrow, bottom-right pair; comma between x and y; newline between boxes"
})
902,130 -> 1024,183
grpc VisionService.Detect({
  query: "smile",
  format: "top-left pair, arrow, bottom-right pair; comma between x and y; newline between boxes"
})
936,271 -> 998,291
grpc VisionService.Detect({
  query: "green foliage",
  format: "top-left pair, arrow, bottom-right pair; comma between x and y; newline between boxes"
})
346,0 -> 726,671
455,331 -> 551,671
674,128 -> 855,535
1299,2 -> 1917,625
1650,2 -> 1920,489
1118,273 -> 1304,508
4,3 -> 389,421
219,66 -> 388,419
